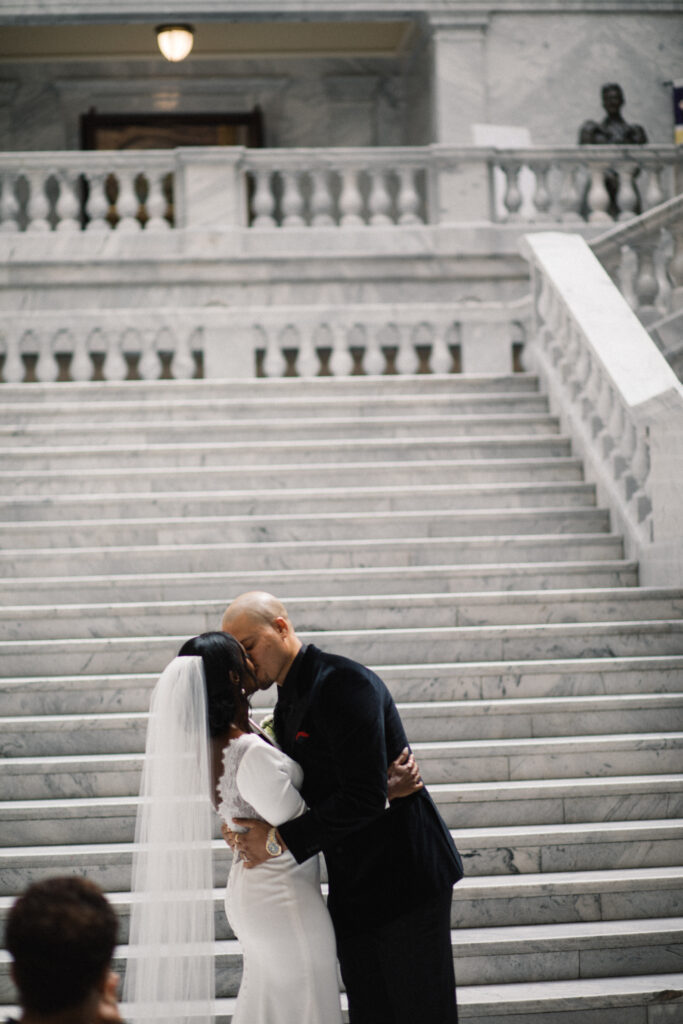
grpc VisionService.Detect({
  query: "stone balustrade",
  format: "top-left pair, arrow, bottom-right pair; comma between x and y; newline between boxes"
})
522,232 -> 683,586
590,193 -> 683,380
0,302 -> 528,383
0,145 -> 679,233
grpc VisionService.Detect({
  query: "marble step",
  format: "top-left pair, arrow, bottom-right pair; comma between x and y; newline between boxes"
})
2,456 -> 585,497
0,534 -> 625,578
2,619 -> 678,676
0,391 -> 552,426
3,733 -> 682,801
0,434 -> 573,472
2,774 -> 681,846
0,561 -> 639,605
3,694 -> 683,756
0,481 -> 598,524
1,916 -> 680,999
0,507 -> 612,550
2,866 -> 678,945
1,820 -> 681,895
3,655 -> 680,716
0,374 -> 543,408
2,588 -> 680,642
0,412 -> 562,446
7,974 -> 681,1024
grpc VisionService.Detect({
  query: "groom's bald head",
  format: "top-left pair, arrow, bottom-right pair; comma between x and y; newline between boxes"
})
221,591 -> 301,689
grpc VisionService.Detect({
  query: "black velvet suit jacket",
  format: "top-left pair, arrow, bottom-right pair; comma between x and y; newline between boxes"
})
275,644 -> 463,936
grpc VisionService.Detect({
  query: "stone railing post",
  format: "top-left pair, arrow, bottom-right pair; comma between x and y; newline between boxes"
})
173,147 -> 247,231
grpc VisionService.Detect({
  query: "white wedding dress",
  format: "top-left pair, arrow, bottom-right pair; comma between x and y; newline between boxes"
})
217,732 -> 342,1024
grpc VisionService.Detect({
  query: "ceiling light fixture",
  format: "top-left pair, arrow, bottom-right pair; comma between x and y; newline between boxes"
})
156,24 -> 195,62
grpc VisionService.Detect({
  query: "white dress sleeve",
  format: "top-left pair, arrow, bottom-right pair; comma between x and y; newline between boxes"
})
235,740 -> 307,828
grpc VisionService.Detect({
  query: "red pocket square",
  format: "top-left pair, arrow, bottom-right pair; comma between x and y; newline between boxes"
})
295,730 -> 310,741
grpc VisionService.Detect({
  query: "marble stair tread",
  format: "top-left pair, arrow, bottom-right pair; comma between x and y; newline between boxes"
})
3,867 -> 680,939
3,735 -> 683,796
2,775 -> 681,842
0,434 -> 573,472
0,506 -> 612,548
1,821 -> 681,892
0,534 -> 627,578
3,696 -> 683,754
0,373 -> 543,403
2,456 -> 586,496
2,587 -> 681,641
4,618 -> 681,676
1,920 -> 680,996
0,412 -> 562,445
0,561 -> 639,604
4,976 -> 683,1024
0,392 -> 552,425
0,481 -> 600,522
2,654 -> 680,715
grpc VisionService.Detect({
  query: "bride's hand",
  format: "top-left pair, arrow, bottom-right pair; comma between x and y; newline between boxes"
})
231,818 -> 287,869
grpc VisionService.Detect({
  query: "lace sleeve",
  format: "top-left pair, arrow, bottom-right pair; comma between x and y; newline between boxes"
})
217,734 -> 264,827
236,741 -> 306,828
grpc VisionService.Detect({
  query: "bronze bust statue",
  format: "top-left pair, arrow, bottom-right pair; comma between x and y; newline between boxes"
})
578,83 -> 648,145
578,83 -> 648,217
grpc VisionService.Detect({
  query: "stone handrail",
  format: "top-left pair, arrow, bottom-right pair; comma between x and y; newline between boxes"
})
522,231 -> 683,586
0,144 -> 680,233
0,302 -> 529,384
590,193 -> 683,373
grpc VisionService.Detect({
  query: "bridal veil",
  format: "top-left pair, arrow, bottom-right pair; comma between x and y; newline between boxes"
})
123,656 -> 215,1024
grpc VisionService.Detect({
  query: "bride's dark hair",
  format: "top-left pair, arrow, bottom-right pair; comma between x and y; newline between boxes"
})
178,631 -> 251,737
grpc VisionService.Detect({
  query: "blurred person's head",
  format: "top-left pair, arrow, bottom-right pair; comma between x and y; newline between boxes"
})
5,875 -> 119,1021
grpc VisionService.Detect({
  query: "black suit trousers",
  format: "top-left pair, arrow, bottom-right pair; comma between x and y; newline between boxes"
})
335,887 -> 458,1024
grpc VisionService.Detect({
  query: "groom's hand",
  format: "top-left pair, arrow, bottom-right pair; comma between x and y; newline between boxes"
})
230,818 -> 287,869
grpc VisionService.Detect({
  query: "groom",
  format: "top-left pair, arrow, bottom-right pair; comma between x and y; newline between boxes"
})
221,590 -> 463,1024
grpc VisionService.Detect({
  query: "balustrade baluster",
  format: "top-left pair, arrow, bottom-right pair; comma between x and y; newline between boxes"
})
172,329 -> 196,379
260,326 -> 285,378
396,167 -> 421,224
138,331 -> 159,379
559,164 -> 582,222
0,172 -> 19,232
1,331 -> 24,383
603,385 -> 621,460
568,336 -> 590,403
395,324 -> 417,375
616,161 -> 639,221
26,170 -> 51,232
633,239 -> 659,313
328,325 -> 354,377
84,172 -> 110,232
668,217 -> 683,307
339,168 -> 364,226
252,170 -> 276,227
596,377 -> 614,453
501,161 -> 523,221
586,163 -> 611,223
291,325 -> 317,376
55,170 -> 81,232
145,172 -> 171,231
529,162 -> 551,221
368,169 -> 392,225
362,326 -> 385,376
281,171 -> 305,227
643,164 -> 664,212
69,332 -> 92,382
310,169 -> 334,226
98,331 -> 127,382
115,170 -> 142,232
35,332 -> 58,382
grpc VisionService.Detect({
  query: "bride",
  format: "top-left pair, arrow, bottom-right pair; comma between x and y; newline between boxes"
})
123,631 -> 343,1024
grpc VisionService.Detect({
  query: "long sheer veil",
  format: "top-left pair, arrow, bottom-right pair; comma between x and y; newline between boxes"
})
123,656 -> 215,1024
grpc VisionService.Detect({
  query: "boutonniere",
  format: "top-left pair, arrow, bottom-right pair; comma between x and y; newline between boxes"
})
295,730 -> 310,742
259,714 -> 277,744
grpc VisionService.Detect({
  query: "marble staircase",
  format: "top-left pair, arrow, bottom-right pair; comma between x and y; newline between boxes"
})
0,373 -> 682,1022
